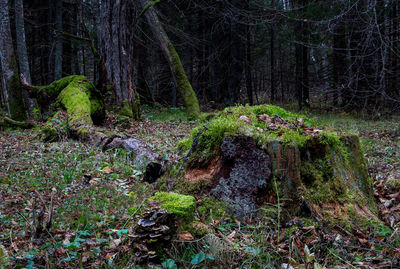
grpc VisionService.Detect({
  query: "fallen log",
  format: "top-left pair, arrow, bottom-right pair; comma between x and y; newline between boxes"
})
21,75 -> 166,181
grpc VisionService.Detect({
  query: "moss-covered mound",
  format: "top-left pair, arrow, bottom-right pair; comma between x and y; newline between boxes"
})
179,105 -> 377,227
148,192 -> 196,220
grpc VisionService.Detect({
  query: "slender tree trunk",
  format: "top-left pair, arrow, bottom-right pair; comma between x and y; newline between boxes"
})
14,0 -> 34,116
139,0 -> 200,119
270,0 -> 275,103
270,26 -> 275,103
295,42 -> 303,109
0,0 -> 25,120
14,0 -> 31,84
302,43 -> 309,106
54,0 -> 63,80
245,29 -> 253,105
332,23 -> 347,106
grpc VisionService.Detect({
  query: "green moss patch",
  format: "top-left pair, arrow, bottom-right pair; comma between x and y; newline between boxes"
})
179,104 -> 318,155
168,43 -> 200,120
197,198 -> 231,222
148,192 -> 196,219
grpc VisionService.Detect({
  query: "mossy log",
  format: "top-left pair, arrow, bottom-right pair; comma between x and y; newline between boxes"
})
178,105 -> 377,228
21,75 -> 166,181
0,115 -> 33,129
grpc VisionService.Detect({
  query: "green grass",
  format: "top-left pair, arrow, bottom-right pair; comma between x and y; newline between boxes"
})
141,104 -> 188,122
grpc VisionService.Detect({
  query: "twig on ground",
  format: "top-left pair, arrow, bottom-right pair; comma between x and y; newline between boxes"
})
301,196 -> 330,236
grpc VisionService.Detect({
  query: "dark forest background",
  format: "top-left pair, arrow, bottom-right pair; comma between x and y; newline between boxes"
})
1,0 -> 400,116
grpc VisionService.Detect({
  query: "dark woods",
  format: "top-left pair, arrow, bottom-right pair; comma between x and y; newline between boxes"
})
1,0 -> 399,117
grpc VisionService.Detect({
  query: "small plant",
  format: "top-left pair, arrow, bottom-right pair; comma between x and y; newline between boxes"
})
191,251 -> 215,266
162,258 -> 177,269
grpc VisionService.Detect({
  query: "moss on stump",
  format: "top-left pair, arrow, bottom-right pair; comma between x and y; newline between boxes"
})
179,104 -> 377,228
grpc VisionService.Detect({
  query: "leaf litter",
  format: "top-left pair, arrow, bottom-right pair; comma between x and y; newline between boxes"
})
0,110 -> 399,268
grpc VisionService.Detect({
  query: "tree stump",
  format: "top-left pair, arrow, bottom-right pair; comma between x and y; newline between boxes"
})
179,105 -> 377,227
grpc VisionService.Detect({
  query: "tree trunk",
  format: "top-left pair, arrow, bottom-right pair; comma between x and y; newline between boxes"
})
100,0 -> 138,118
14,0 -> 35,116
245,29 -> 253,105
332,23 -> 347,106
0,0 -> 25,121
270,26 -> 275,103
225,10 -> 245,106
54,0 -> 63,80
139,0 -> 200,119
270,0 -> 276,103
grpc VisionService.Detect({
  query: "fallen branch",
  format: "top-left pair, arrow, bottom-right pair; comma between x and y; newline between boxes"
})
0,115 -> 34,129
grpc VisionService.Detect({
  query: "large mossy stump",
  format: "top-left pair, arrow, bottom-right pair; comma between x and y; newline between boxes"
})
178,105 -> 377,228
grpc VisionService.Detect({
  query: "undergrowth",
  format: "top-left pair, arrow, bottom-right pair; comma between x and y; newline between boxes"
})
0,105 -> 399,268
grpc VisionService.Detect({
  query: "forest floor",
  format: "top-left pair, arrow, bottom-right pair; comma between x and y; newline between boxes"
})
0,106 -> 399,268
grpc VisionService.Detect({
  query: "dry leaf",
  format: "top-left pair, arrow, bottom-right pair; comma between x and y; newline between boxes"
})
238,115 -> 252,125
259,114 -> 272,123
178,231 -> 194,241
227,231 -> 236,240
268,123 -> 279,130
102,166 -> 113,174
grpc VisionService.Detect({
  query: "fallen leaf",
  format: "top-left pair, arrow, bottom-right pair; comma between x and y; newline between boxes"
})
238,115 -> 252,125
259,114 -> 272,123
227,231 -> 236,240
178,231 -> 194,241
55,247 -> 66,256
268,123 -> 279,130
102,166 -> 113,174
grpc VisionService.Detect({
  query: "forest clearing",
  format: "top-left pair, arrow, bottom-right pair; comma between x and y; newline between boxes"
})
1,105 -> 399,268
1,0 -> 400,268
